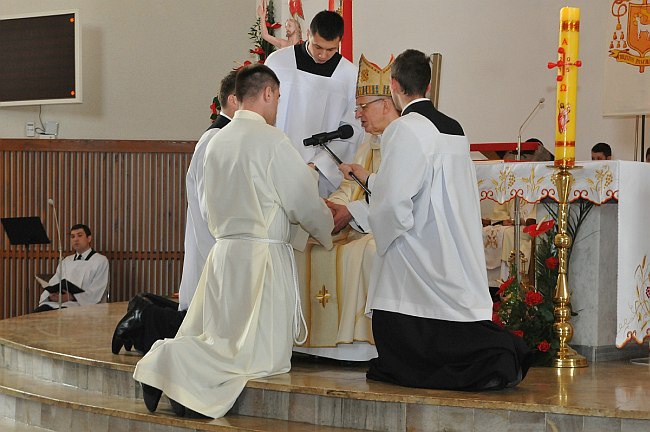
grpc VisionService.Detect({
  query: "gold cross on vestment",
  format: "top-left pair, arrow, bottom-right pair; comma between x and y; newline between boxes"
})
316,285 -> 330,308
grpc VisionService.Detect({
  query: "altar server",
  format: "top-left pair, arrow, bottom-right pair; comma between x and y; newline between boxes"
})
133,64 -> 334,418
35,224 -> 109,312
265,10 -> 362,197
341,50 -> 532,390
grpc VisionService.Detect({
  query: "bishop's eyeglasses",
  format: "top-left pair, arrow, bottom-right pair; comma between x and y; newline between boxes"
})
354,98 -> 384,113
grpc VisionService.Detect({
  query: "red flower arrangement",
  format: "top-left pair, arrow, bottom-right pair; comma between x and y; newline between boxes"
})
209,97 -> 220,121
525,291 -> 544,306
523,219 -> 555,237
496,276 -> 515,296
545,257 -> 559,270
492,217 -> 559,366
537,340 -> 550,352
492,202 -> 592,366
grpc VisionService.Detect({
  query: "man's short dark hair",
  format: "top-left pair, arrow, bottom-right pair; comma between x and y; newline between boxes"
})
310,10 -> 344,41
235,64 -> 280,102
591,142 -> 612,157
218,70 -> 238,109
392,49 -> 431,97
70,224 -> 91,236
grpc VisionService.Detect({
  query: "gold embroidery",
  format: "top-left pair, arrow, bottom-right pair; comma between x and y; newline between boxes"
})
519,165 -> 547,196
316,285 -> 331,308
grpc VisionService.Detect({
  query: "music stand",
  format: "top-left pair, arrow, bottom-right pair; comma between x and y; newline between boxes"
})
1,217 -> 51,306
1,217 -> 50,247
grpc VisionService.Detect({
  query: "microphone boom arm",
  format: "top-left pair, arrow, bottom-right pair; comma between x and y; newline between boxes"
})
319,142 -> 371,196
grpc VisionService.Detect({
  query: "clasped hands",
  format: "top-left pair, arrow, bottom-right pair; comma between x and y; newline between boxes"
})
322,163 -> 372,235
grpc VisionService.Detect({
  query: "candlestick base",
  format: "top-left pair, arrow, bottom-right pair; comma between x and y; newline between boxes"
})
553,346 -> 588,368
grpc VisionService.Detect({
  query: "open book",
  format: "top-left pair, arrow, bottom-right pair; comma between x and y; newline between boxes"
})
42,279 -> 84,295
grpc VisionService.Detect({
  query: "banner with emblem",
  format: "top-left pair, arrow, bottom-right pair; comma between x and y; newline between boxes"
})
603,0 -> 650,115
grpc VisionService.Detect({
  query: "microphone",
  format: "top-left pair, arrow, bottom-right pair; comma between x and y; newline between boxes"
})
303,124 -> 354,147
48,198 -> 65,309
301,124 -> 370,195
518,98 -> 545,146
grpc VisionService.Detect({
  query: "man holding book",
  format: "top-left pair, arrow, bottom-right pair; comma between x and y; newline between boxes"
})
34,224 -> 109,312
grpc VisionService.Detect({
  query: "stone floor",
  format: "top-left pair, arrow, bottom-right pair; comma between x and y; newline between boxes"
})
1,303 -> 650,431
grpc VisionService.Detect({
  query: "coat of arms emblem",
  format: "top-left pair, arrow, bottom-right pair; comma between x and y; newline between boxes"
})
609,0 -> 650,72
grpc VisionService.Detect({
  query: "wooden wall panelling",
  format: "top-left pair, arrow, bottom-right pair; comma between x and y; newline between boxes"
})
0,139 -> 194,319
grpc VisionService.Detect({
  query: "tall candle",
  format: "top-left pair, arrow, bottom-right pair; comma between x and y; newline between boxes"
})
554,7 -> 581,167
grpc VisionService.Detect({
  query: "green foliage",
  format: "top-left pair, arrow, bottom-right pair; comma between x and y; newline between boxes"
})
248,0 -> 277,62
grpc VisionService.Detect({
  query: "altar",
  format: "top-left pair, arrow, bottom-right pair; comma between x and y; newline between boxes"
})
476,160 -> 650,361
293,159 -> 650,362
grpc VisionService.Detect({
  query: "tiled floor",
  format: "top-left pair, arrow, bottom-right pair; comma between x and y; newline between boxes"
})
2,302 -> 650,422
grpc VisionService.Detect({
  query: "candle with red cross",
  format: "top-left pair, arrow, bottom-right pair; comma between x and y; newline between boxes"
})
548,7 -> 582,168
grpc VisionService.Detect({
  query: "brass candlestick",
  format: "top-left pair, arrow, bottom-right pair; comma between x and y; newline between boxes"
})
550,166 -> 588,368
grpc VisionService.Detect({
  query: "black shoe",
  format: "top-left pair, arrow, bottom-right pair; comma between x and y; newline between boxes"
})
141,383 -> 163,412
169,398 -> 210,419
111,306 -> 146,354
127,292 -> 154,312
168,398 -> 186,417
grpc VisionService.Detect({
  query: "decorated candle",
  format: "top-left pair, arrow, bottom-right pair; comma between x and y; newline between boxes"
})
553,7 -> 581,167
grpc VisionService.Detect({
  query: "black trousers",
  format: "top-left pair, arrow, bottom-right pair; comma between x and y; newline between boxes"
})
129,293 -> 186,354
367,309 -> 533,391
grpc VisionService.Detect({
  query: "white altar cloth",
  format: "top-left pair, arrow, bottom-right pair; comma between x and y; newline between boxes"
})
474,160 -> 650,348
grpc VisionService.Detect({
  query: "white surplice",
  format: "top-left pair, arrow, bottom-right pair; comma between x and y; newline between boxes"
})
366,110 -> 492,322
177,116 -> 230,311
265,44 -> 362,196
38,249 -> 109,309
133,110 -> 334,418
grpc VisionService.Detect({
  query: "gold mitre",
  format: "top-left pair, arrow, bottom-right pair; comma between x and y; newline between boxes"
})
356,54 -> 394,98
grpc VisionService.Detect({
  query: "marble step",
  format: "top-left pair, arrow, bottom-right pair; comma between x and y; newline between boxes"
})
0,367 -> 368,432
1,343 -> 139,400
1,342 -> 412,431
0,417 -> 50,431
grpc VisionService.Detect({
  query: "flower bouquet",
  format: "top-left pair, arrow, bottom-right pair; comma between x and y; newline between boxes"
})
492,200 -> 593,366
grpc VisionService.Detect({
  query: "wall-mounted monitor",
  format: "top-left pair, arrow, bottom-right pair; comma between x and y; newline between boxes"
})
0,10 -> 82,106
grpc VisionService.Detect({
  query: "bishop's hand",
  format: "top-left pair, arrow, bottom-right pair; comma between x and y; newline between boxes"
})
325,200 -> 353,234
339,163 -> 370,184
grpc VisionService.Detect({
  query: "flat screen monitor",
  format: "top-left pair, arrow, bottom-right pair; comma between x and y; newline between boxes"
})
0,10 -> 82,106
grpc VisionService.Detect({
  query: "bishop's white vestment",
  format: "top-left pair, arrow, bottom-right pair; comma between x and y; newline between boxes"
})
133,110 -> 334,418
293,133 -> 381,361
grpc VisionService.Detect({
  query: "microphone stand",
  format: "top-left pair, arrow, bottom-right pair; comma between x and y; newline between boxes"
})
514,99 -> 544,285
319,141 -> 371,196
49,201 -> 64,310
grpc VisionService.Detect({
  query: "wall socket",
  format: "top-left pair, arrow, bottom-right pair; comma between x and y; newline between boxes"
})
25,122 -> 35,137
44,121 -> 59,136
